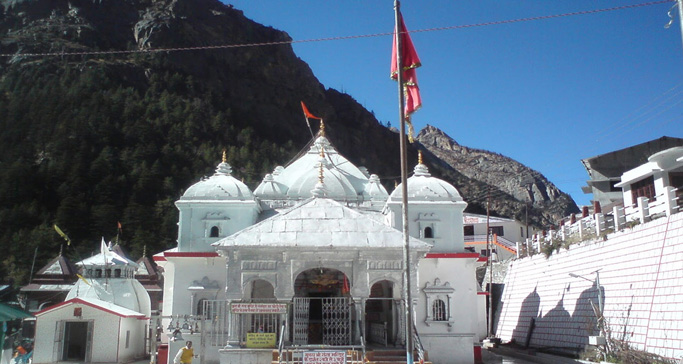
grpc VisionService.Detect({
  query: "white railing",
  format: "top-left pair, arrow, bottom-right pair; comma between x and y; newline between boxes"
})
523,187 -> 680,256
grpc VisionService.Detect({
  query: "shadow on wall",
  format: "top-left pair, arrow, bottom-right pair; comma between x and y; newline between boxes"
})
509,282 -> 605,352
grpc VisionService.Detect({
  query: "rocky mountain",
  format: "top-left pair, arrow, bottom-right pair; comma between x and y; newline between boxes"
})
416,125 -> 579,225
0,0 -> 577,284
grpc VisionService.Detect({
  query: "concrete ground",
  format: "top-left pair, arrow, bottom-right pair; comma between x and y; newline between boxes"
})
484,346 -> 593,364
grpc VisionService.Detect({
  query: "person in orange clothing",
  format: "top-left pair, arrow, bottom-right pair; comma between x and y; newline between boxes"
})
173,341 -> 196,364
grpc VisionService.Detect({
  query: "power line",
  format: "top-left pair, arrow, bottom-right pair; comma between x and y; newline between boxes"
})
0,0 -> 671,58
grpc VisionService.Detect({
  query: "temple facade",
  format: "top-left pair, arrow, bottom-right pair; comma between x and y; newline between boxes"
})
154,128 -> 484,364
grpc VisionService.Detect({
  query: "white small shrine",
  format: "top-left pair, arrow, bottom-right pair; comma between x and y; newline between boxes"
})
32,240 -> 150,364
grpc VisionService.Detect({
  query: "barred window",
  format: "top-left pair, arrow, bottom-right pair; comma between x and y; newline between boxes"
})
432,299 -> 447,321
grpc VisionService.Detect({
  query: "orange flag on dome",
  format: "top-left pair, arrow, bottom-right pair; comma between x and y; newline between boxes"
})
300,101 -> 321,120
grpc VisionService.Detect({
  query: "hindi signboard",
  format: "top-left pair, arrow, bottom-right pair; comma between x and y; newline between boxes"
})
246,333 -> 277,348
230,303 -> 287,314
302,351 -> 346,364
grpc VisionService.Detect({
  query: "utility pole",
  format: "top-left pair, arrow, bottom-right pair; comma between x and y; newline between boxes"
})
486,187 -> 493,338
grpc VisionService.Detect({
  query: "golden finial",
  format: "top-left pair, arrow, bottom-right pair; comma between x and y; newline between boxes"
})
222,149 -> 227,163
319,146 -> 325,183
418,150 -> 423,165
319,119 -> 326,137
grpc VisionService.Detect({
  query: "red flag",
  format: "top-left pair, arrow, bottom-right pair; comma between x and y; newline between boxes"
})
342,275 -> 350,294
300,101 -> 321,120
391,13 -> 422,140
117,221 -> 122,230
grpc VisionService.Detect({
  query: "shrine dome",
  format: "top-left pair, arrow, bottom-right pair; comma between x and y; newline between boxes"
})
254,133 -> 388,202
181,156 -> 253,201
389,154 -> 463,203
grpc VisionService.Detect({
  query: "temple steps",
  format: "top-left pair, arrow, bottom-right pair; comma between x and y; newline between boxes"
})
366,350 -> 431,364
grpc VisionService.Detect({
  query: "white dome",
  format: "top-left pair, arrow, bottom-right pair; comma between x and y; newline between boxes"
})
254,174 -> 287,198
389,162 -> 463,202
364,174 -> 389,200
254,136 -> 385,202
181,160 -> 254,201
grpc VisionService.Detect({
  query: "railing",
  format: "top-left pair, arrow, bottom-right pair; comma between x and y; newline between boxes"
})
278,320 -> 287,364
369,322 -> 388,347
360,334 -> 366,363
521,186 -> 680,256
465,234 -> 517,254
413,322 -> 426,363
202,300 -> 232,347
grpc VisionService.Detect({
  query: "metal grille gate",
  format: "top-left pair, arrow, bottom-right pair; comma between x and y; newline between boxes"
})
293,297 -> 352,346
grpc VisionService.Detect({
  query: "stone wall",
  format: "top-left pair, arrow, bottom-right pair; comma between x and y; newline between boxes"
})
495,212 -> 683,360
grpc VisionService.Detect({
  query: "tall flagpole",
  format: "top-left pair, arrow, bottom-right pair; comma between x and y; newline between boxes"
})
678,0 -> 683,52
394,1 -> 414,363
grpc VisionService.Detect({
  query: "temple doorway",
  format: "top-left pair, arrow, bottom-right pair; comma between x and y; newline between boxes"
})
365,280 -> 398,347
292,268 -> 352,345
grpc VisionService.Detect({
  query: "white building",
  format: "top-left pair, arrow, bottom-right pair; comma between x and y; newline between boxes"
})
32,240 -> 151,364
463,213 -> 525,261
616,146 -> 683,219
154,127 -> 484,364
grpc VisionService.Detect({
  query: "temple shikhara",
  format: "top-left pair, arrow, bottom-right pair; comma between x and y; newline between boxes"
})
152,124 -> 486,364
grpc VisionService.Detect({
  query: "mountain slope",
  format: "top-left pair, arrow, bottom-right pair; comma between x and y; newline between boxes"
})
417,125 -> 579,224
0,0 -> 577,285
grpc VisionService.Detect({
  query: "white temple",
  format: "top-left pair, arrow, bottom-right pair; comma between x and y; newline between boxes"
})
154,125 -> 485,364
32,240 -> 151,363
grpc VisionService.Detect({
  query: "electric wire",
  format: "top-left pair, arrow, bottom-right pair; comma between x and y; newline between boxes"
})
0,0 -> 671,58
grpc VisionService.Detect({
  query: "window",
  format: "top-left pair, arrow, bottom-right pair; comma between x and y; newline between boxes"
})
490,226 -> 504,236
432,299 -> 447,321
114,269 -> 121,278
423,278 -> 454,326
463,225 -> 474,236
424,226 -> 433,239
631,176 -> 655,202
670,172 -> 683,207
125,330 -> 130,349
197,299 -> 207,317
520,226 -> 524,237
210,226 -> 219,237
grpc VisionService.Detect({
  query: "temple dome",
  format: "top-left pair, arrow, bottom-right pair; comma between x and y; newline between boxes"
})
181,159 -> 253,201
254,136 -> 386,202
389,161 -> 463,202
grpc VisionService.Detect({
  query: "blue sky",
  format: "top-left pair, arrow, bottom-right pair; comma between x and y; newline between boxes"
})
226,1 -> 683,207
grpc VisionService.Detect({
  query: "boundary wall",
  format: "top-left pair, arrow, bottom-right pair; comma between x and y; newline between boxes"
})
495,212 -> 683,360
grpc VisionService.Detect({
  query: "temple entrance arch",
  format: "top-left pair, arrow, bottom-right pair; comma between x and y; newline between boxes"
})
292,268 -> 352,345
366,280 -> 399,347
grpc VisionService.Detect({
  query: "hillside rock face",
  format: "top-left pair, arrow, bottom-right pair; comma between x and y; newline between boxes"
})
417,125 -> 579,225
0,0 -> 577,283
